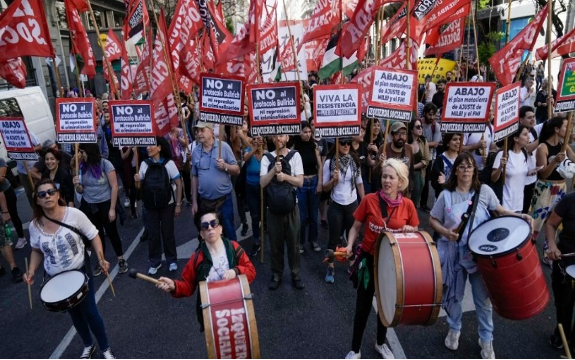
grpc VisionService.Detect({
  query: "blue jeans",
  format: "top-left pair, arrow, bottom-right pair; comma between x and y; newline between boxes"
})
245,183 -> 261,244
297,176 -> 319,245
446,270 -> 494,342
220,193 -> 236,241
68,274 -> 109,350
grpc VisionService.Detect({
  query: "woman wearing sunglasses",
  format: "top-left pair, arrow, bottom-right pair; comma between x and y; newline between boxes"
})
343,159 -> 418,359
322,138 -> 364,283
408,119 -> 430,209
156,211 -> 255,326
40,148 -> 74,207
24,179 -> 117,359
429,153 -> 533,359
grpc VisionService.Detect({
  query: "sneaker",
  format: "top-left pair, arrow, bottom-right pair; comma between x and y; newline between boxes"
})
269,277 -> 281,290
118,259 -> 128,274
15,237 -> 27,249
478,339 -> 495,359
325,267 -> 335,283
345,351 -> 361,359
148,263 -> 162,275
169,262 -> 178,272
549,333 -> 564,349
11,267 -> 23,283
241,222 -> 249,236
445,330 -> 460,350
321,219 -> 329,229
312,241 -> 321,252
292,278 -> 305,290
250,244 -> 261,257
299,244 -> 305,254
123,198 -> 130,208
542,253 -> 553,268
80,345 -> 95,359
94,265 -> 103,277
375,343 -> 395,359
102,348 -> 116,359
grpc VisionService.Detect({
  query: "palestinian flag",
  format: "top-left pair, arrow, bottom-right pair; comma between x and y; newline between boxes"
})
319,29 -> 358,80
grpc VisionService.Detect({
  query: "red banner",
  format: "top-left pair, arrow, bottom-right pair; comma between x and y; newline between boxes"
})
133,29 -> 152,95
258,3 -> 278,55
305,37 -> 328,72
69,0 -> 89,12
489,4 -> 548,86
120,44 -> 133,100
380,3 -> 407,45
104,29 -> 122,61
413,0 -> 470,41
180,35 -> 202,86
299,0 -> 339,52
378,40 -> 419,70
150,11 -> 174,104
350,66 -> 374,113
167,0 -> 203,75
154,93 -> 179,136
424,18 -> 465,56
536,27 -> 575,61
65,0 -> 96,77
0,58 -> 26,88
122,0 -> 150,40
0,0 -> 55,63
280,37 -> 296,72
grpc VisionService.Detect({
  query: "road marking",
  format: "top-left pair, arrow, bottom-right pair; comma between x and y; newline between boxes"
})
50,227 -> 145,359
372,297 -> 407,359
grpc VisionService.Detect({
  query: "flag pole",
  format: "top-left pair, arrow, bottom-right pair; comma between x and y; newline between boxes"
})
502,0 -> 515,186
52,58 -> 64,97
255,42 -> 265,264
86,0 -> 120,100
547,0 -> 553,121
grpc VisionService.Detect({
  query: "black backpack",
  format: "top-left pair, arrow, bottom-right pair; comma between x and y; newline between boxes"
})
141,159 -> 173,209
264,150 -> 297,214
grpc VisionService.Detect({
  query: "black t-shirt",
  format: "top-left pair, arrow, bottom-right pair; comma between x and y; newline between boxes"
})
292,137 -> 318,176
554,193 -> 575,255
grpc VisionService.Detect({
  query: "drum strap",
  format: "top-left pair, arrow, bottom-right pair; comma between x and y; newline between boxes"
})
457,190 -> 481,243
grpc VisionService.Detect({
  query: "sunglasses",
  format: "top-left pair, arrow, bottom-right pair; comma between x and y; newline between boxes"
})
414,125 -> 422,130
200,219 -> 220,231
340,141 -> 352,146
37,188 -> 58,199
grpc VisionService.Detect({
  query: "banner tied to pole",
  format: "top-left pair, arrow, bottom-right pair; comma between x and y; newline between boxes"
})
493,83 -> 521,142
199,73 -> 246,126
55,98 -> 97,143
555,58 -> 575,113
0,117 -> 37,161
247,82 -> 302,136
313,84 -> 362,138
109,100 -> 157,147
441,82 -> 496,133
367,67 -> 418,122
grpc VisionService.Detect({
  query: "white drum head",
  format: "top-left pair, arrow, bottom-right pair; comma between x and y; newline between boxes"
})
377,235 -> 398,325
566,266 -> 575,279
468,216 -> 530,256
40,271 -> 86,303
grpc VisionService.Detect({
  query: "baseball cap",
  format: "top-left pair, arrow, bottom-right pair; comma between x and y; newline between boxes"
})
195,121 -> 214,130
389,122 -> 407,133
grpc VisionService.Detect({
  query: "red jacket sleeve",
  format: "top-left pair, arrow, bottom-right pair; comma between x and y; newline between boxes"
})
172,253 -> 198,298
233,242 -> 256,284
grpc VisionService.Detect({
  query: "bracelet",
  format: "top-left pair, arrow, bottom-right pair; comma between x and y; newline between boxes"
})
176,202 -> 182,206
2,211 -> 8,213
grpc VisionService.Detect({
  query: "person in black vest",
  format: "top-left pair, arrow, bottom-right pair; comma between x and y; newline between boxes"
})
135,137 -> 183,275
260,135 -> 304,290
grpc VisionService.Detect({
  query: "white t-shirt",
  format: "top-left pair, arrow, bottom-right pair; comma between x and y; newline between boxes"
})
260,150 -> 304,192
29,208 -> 99,277
493,150 -> 528,212
526,123 -> 544,185
139,158 -> 181,204
425,82 -> 437,103
207,246 -> 229,282
322,158 -> 363,205
464,125 -> 493,171
520,86 -> 535,108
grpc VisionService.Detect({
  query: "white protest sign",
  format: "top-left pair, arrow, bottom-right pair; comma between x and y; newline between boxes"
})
314,84 -> 362,137
109,100 -> 157,147
441,82 -> 496,133
56,98 -> 97,143
493,83 -> 521,142
199,73 -> 245,125
367,67 -> 417,122
0,118 -> 37,161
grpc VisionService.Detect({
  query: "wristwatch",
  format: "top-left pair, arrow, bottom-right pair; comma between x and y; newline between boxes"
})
224,164 -> 228,172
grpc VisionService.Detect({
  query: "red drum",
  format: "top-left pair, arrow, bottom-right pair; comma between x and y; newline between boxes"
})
468,215 -> 549,320
375,231 -> 442,327
199,274 -> 260,359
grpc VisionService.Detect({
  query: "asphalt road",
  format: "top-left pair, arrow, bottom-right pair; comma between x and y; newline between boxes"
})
0,187 -> 568,359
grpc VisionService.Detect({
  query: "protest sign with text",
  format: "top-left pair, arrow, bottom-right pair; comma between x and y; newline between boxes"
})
199,73 -> 245,126
56,98 -> 97,143
555,58 -> 575,113
441,82 -> 496,133
313,84 -> 362,138
109,100 -> 157,147
493,83 -> 521,142
367,67 -> 417,122
0,117 -> 37,161
247,82 -> 301,136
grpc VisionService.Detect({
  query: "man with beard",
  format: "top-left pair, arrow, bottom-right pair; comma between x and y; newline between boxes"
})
432,79 -> 446,110
260,135 -> 304,290
382,122 -> 413,170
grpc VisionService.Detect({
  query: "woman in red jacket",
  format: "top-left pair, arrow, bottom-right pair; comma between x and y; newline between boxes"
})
157,211 -> 256,326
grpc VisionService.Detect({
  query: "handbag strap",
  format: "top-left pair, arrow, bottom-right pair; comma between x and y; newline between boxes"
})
457,189 -> 481,242
43,214 -> 85,239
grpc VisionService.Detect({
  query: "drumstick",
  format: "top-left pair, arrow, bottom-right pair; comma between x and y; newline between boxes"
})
128,268 -> 161,285
25,257 -> 32,310
98,252 -> 116,297
558,324 -> 572,359
561,252 -> 575,258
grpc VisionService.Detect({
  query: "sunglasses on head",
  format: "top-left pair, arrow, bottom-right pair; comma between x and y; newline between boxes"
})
200,219 -> 220,231
37,188 -> 58,199
340,141 -> 352,146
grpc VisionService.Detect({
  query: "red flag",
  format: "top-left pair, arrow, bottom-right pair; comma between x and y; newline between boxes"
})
380,3 -> 408,45
350,66 -> 374,112
69,0 -> 89,12
338,0 -> 398,58
378,39 -> 419,70
133,29 -> 152,95
202,31 -> 216,71
120,43 -> 133,100
102,56 -> 120,94
305,37 -> 328,72
299,0 -> 339,52
0,0 -> 55,62
343,0 -> 359,19
167,0 -> 203,75
425,27 -> 441,46
280,37 -> 296,72
65,0 -> 96,77
489,4 -> 548,86
154,93 -> 179,136
122,0 -> 150,40
180,35 -> 202,86
245,52 -> 258,84
412,0 -> 470,44
150,11 -> 174,103
0,57 -> 27,88
217,0 -> 264,64
536,27 -> 575,61
259,2 -> 278,55
424,18 -> 465,56
104,29 -> 122,61
356,36 -> 370,63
